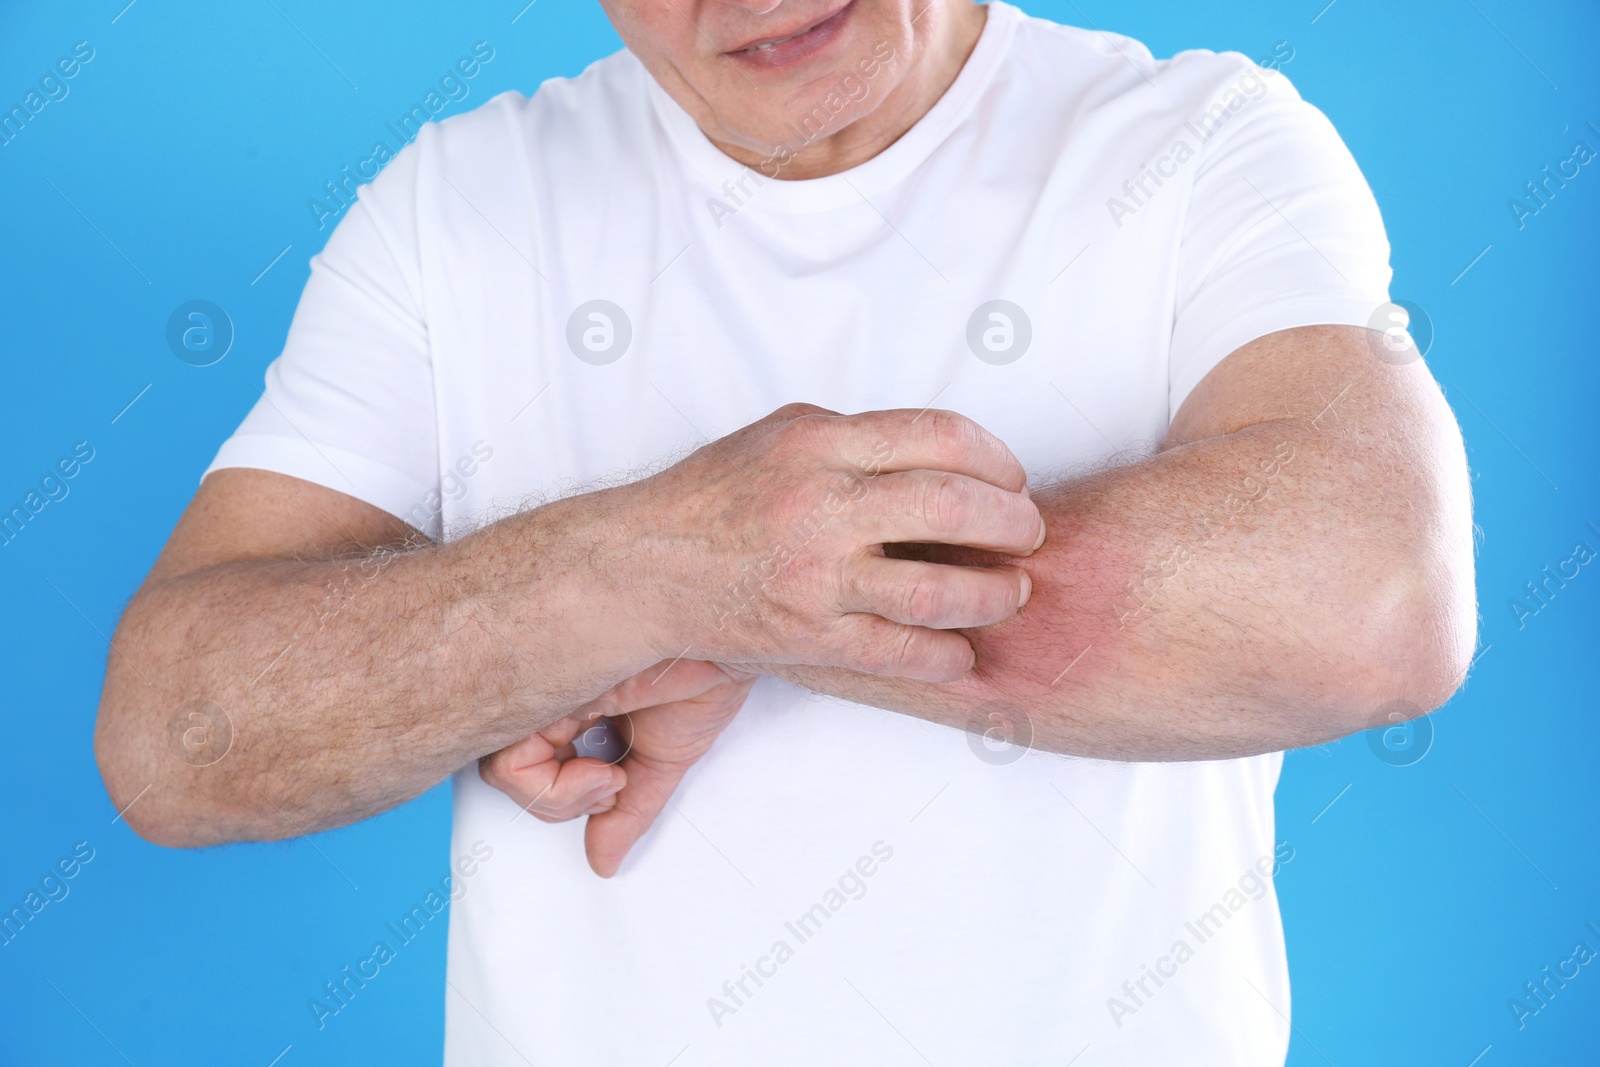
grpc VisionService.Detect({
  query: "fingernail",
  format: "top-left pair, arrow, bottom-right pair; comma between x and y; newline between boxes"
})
1033,521 -> 1047,552
1018,571 -> 1032,609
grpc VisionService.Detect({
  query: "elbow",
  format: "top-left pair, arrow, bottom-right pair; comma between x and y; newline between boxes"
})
93,724 -> 172,848
1336,397 -> 1479,738
111,801 -> 202,852
1336,542 -> 1478,737
93,705 -> 181,849
94,597 -> 263,849
94,690 -> 241,850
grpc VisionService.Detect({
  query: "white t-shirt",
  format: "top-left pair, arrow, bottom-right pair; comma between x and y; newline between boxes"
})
208,4 -> 1391,1063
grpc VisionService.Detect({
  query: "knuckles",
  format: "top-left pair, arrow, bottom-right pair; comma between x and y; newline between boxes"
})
847,616 -> 970,680
894,567 -> 1018,630
896,624 -> 972,681
918,472 -> 975,538
922,409 -> 982,468
659,404 -> 1023,676
899,572 -> 946,626
477,754 -> 508,789
767,402 -> 835,423
770,411 -> 836,458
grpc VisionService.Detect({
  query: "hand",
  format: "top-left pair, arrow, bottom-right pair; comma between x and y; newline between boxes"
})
599,405 -> 1046,682
480,659 -> 758,877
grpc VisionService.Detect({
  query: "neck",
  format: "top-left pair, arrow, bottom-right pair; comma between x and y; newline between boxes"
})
710,0 -> 988,180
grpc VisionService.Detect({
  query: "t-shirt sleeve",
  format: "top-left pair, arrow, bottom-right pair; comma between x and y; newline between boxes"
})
204,134 -> 442,539
1167,64 -> 1392,417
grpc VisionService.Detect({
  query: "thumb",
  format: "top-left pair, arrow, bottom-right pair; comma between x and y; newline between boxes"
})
583,754 -> 694,878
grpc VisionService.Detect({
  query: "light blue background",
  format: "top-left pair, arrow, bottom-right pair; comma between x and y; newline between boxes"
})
1,0 -> 1595,1063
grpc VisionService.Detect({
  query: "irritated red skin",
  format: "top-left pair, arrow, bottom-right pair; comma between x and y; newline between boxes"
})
887,487 -> 1136,703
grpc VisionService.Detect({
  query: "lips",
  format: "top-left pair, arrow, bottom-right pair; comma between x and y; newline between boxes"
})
738,26 -> 811,52
723,0 -> 854,66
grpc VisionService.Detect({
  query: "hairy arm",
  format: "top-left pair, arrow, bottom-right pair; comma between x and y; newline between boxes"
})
96,406 -> 1042,847
769,326 -> 1478,760
94,472 -> 668,847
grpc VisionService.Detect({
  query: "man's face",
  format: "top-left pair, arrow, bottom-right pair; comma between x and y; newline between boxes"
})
599,0 -> 941,167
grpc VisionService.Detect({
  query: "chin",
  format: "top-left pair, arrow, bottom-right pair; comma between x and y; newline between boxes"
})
769,98 -> 872,153
757,80 -> 897,166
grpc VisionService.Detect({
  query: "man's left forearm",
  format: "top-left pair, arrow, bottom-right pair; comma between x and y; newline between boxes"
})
767,327 -> 1478,761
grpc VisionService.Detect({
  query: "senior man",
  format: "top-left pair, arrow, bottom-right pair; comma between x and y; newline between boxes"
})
96,0 -> 1474,1061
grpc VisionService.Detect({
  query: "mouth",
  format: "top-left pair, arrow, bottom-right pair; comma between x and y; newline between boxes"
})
723,0 -> 856,69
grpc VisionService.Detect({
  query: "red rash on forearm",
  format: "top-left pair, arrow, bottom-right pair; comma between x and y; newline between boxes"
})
885,481 -> 1148,704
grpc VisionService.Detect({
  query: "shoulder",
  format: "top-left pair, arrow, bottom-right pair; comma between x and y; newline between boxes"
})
422,49 -> 651,162
1000,5 -> 1312,138
349,48 -> 653,227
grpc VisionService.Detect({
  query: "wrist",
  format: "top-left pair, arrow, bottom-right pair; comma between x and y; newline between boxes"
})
542,482 -> 683,665
438,489 -> 665,712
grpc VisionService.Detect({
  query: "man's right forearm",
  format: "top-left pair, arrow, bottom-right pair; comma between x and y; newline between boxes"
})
98,405 -> 1046,847
95,491 -> 658,848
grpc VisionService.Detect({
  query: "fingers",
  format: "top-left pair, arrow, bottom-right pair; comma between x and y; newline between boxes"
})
854,470 -> 1045,555
580,670 -> 756,877
480,732 -> 624,823
536,714 -> 590,756
835,614 -> 977,682
480,729 -> 556,773
843,558 -> 1031,630
763,402 -> 843,421
598,658 -> 741,715
485,658 -> 758,876
814,408 -> 1030,493
523,758 -> 623,823
584,753 -> 694,878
